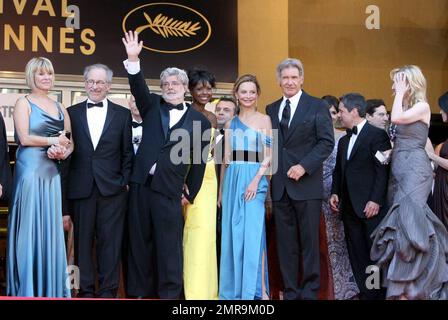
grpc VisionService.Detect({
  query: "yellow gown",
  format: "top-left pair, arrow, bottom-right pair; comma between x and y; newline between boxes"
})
183,129 -> 218,300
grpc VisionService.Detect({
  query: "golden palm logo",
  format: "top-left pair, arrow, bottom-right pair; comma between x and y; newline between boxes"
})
136,13 -> 201,38
122,3 -> 212,54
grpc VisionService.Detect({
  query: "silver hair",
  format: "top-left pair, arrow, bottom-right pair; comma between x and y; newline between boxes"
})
160,67 -> 189,86
83,64 -> 113,83
276,58 -> 304,80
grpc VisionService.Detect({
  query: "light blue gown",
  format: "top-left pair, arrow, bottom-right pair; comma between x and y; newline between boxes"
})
7,98 -> 71,297
219,117 -> 270,300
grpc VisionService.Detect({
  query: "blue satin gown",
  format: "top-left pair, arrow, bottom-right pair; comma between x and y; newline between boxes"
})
219,116 -> 270,300
7,98 -> 71,297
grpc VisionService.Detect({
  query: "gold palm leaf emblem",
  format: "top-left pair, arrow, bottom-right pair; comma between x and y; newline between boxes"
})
136,13 -> 201,38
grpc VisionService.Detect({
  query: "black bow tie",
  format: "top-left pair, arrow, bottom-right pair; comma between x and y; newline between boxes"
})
132,121 -> 142,128
346,126 -> 358,137
219,128 -> 225,135
166,102 -> 184,111
87,101 -> 103,108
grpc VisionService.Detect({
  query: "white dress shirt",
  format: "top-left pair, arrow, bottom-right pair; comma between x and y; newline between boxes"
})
278,90 -> 303,126
347,119 -> 367,160
132,119 -> 143,154
86,98 -> 108,150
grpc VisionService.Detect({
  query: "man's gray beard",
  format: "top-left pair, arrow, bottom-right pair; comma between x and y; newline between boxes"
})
162,92 -> 184,103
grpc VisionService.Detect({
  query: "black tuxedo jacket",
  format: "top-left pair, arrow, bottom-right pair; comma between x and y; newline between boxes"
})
128,71 -> 211,203
0,114 -> 12,202
266,91 -> 334,201
331,122 -> 391,218
67,100 -> 133,199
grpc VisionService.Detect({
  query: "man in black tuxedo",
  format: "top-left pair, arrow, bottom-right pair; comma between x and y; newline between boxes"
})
122,31 -> 211,299
266,58 -> 334,300
0,113 -> 12,202
67,63 -> 133,298
330,93 -> 391,300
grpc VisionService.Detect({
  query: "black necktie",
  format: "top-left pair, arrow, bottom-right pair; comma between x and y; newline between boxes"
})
219,128 -> 224,135
166,102 -> 184,111
280,99 -> 291,136
132,121 -> 142,128
346,126 -> 358,137
87,101 -> 103,108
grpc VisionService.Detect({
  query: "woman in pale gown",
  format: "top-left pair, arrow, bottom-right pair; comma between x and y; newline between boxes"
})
182,69 -> 218,299
371,65 -> 448,300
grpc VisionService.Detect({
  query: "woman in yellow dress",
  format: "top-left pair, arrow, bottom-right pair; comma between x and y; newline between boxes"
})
183,69 -> 218,299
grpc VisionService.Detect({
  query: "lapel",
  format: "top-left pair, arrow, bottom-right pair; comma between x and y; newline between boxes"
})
97,100 -> 117,147
159,98 -> 169,138
79,101 -> 94,149
348,121 -> 369,161
339,135 -> 349,169
285,91 -> 311,142
270,98 -> 283,144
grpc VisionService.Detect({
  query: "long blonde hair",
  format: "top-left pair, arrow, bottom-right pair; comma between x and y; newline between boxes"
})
390,65 -> 427,107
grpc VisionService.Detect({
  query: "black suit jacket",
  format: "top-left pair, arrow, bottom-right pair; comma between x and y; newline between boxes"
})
0,114 -> 12,202
266,91 -> 334,201
128,70 -> 211,203
67,100 -> 133,199
331,122 -> 391,218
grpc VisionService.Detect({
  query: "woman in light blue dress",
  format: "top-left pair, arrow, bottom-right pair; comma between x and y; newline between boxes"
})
7,57 -> 73,297
219,74 -> 272,300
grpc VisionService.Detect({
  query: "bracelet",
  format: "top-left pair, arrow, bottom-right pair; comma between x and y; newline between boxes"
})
47,137 -> 59,146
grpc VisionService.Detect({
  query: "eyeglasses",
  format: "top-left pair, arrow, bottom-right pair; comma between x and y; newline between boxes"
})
85,79 -> 108,87
161,81 -> 183,89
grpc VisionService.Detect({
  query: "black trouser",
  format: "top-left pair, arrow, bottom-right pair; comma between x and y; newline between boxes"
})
341,191 -> 386,300
126,179 -> 184,299
72,183 -> 127,298
273,191 -> 321,300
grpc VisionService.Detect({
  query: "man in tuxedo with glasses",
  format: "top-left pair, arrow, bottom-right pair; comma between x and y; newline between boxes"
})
67,63 -> 133,298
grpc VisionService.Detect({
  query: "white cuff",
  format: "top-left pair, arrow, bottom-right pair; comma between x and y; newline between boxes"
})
123,59 -> 141,75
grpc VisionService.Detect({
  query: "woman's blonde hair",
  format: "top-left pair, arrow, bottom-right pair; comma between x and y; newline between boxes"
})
390,65 -> 427,106
25,57 -> 54,90
233,74 -> 261,96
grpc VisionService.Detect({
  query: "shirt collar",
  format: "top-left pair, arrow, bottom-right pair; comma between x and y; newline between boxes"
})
283,90 -> 303,107
354,119 -> 367,136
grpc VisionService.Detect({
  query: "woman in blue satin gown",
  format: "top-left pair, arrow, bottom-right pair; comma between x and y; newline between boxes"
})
218,74 -> 272,300
7,57 -> 73,297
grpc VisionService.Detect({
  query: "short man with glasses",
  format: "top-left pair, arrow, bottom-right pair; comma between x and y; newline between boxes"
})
67,63 -> 133,298
122,31 -> 210,299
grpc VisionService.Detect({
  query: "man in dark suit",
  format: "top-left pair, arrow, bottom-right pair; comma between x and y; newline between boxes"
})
330,93 -> 391,300
0,113 -> 12,202
122,31 -> 211,299
266,58 -> 334,300
67,63 -> 133,298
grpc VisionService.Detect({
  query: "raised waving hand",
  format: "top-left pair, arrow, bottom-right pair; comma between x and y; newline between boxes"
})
122,30 -> 143,62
